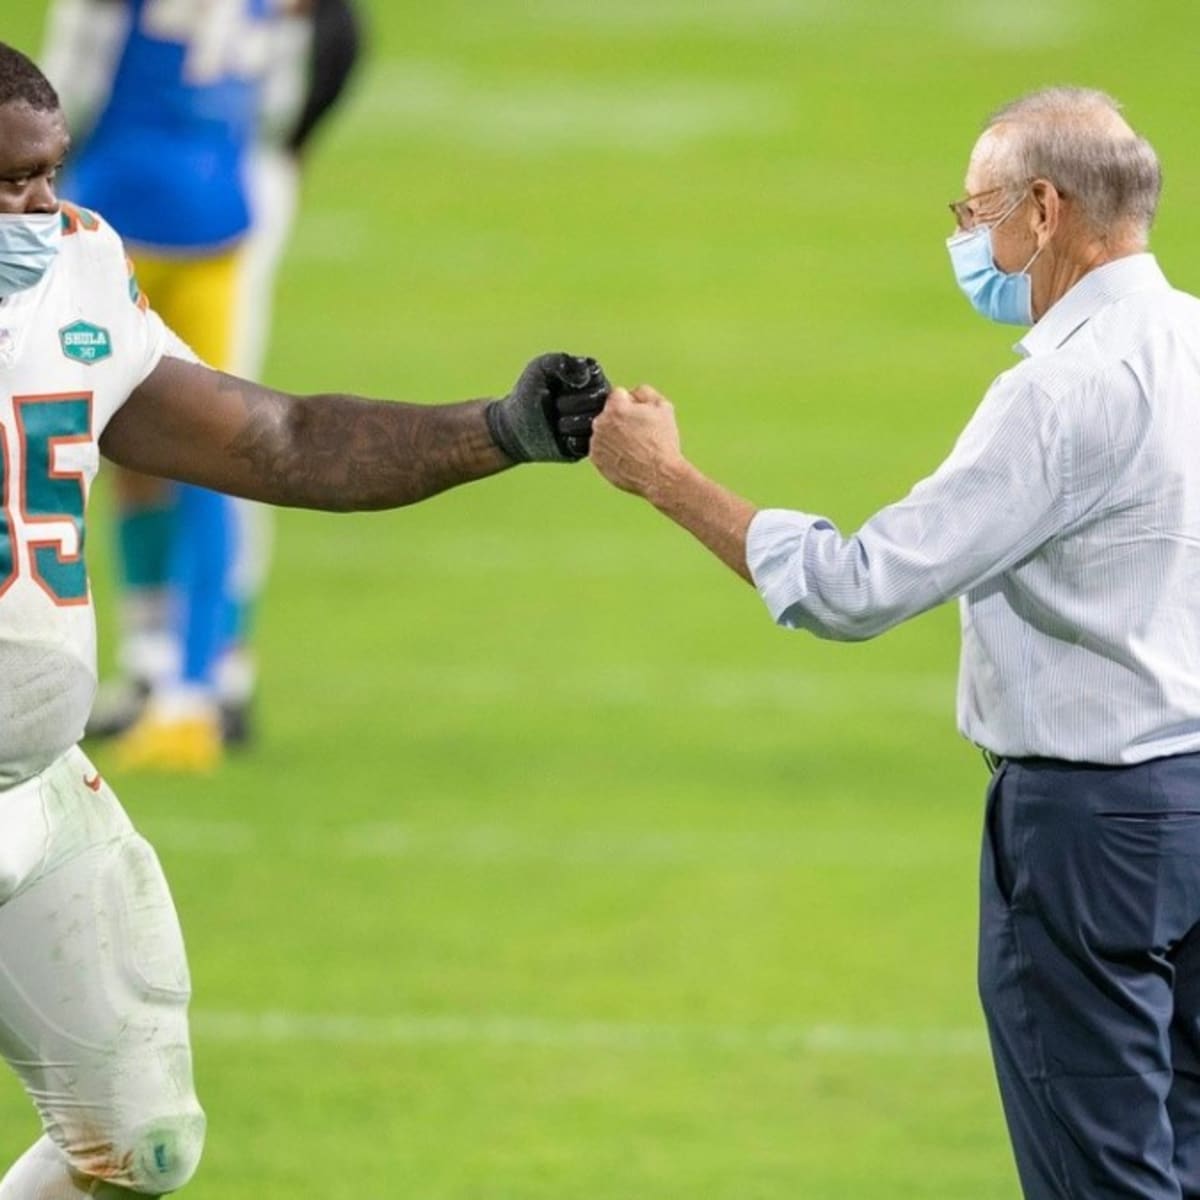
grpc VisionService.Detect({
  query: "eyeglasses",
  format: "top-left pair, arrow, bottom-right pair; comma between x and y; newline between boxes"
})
948,183 -> 1028,231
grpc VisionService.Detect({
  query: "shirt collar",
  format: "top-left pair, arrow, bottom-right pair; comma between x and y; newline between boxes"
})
1014,252 -> 1170,359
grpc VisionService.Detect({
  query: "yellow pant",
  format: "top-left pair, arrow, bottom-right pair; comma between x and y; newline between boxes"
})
129,247 -> 241,372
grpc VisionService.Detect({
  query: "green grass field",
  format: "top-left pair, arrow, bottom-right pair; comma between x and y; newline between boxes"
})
6,2 -> 1200,1195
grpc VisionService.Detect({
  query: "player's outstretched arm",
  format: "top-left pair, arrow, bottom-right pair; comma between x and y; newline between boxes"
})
99,352 -> 609,511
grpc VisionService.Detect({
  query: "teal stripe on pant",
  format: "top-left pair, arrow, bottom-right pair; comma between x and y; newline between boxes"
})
117,502 -> 174,590
979,756 -> 1200,1199
169,484 -> 236,687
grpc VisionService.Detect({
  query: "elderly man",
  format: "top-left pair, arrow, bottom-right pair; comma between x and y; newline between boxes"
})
591,87 -> 1200,1197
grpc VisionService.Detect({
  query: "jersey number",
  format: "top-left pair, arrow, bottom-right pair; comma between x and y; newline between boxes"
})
0,394 -> 91,606
141,0 -> 271,84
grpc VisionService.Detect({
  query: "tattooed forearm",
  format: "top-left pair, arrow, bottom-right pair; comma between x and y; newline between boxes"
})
99,357 -> 516,508
221,377 -> 512,511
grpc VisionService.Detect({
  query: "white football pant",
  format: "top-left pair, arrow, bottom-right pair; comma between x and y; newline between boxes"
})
0,747 -> 204,1195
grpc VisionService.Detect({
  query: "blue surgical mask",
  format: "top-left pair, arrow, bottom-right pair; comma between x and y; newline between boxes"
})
946,194 -> 1044,326
0,211 -> 62,297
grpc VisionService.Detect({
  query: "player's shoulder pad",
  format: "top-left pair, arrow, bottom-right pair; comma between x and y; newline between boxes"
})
57,202 -> 150,311
58,201 -> 103,238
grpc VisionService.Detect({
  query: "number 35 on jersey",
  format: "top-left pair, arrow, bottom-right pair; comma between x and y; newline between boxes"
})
0,391 -> 93,607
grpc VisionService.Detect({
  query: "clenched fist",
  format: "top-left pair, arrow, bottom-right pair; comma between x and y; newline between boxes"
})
590,385 -> 685,499
486,353 -> 611,463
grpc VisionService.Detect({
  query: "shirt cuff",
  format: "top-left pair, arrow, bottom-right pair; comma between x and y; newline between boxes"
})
746,507 -> 823,627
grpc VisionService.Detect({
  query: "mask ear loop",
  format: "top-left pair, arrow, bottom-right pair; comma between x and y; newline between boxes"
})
998,190 -> 1046,286
994,188 -> 1047,278
985,188 -> 1029,234
1020,241 -> 1046,275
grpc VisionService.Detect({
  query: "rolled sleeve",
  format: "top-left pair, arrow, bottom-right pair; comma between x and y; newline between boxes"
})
747,508 -> 827,628
746,508 -> 907,641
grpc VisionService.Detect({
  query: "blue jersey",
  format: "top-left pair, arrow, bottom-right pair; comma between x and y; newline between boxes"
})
65,0 -> 272,251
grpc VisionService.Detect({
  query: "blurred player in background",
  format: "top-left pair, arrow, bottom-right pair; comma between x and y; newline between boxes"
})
42,0 -> 265,773
211,0 -> 364,745
41,0 -> 362,767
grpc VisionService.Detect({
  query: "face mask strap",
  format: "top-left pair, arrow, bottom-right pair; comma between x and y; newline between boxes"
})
946,188 -> 1027,249
992,185 -> 1055,283
987,189 -> 1028,234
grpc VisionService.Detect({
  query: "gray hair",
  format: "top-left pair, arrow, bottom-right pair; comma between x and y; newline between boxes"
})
985,87 -> 1161,239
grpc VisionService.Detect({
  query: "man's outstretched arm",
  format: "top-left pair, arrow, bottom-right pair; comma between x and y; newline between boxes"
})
99,352 -> 609,511
591,377 -> 1075,641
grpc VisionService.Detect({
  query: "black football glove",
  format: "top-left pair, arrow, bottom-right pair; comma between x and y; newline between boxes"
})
486,352 -> 611,463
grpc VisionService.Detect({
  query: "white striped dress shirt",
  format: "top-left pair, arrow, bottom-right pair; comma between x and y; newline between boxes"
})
746,254 -> 1200,764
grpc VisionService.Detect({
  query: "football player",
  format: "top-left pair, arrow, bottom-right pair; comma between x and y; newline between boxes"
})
0,42 -> 608,1198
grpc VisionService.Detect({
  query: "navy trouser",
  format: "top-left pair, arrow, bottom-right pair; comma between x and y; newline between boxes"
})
980,755 -> 1200,1199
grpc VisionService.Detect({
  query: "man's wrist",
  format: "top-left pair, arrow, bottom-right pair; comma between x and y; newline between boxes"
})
638,455 -> 759,584
644,456 -> 701,512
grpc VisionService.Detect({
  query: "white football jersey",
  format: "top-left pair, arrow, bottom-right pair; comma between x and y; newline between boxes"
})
0,205 -> 175,785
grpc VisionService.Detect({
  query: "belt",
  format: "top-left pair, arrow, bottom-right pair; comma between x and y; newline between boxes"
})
979,751 -> 1127,774
980,748 -> 1005,774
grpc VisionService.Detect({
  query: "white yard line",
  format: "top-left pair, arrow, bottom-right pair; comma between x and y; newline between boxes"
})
191,1008 -> 988,1056
140,818 -> 963,867
950,0 -> 1084,48
279,662 -> 957,715
512,0 -> 1086,42
343,61 -> 787,152
523,0 -> 847,34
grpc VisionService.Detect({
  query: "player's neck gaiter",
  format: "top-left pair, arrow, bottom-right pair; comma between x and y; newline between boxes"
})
0,211 -> 62,297
946,194 -> 1044,327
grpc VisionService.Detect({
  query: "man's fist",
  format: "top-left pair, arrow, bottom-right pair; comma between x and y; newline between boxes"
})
487,353 -> 611,463
590,385 -> 685,500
